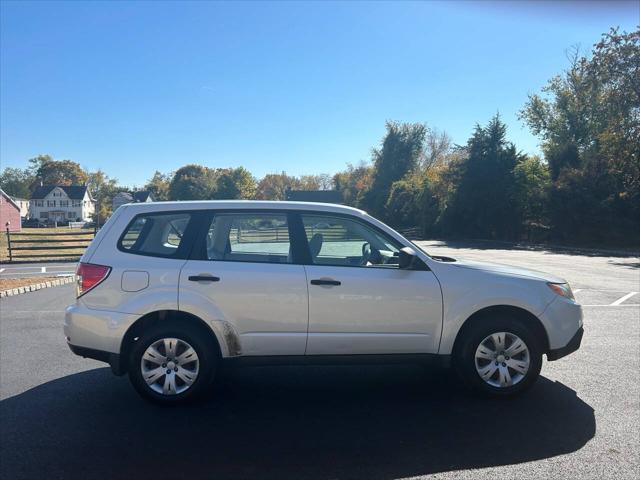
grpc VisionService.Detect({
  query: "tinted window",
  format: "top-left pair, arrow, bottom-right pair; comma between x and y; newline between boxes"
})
120,212 -> 191,257
301,214 -> 401,267
204,213 -> 291,264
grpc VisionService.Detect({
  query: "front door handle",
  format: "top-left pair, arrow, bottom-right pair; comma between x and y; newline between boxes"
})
310,279 -> 341,286
188,275 -> 220,282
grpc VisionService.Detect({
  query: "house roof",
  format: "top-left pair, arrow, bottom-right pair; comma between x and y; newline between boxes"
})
114,192 -> 133,201
0,188 -> 21,210
30,185 -> 89,200
113,191 -> 153,203
132,191 -> 153,202
285,190 -> 344,204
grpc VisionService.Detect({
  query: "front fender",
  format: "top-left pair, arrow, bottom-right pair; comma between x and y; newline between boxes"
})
437,275 -> 554,355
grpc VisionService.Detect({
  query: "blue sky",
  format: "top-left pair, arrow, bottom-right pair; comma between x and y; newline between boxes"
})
1,1 -> 637,186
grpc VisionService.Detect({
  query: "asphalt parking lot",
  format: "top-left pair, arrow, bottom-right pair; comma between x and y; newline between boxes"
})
0,241 -> 638,480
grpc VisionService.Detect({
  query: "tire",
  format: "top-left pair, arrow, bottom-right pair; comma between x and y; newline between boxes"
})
454,315 -> 543,396
128,322 -> 217,405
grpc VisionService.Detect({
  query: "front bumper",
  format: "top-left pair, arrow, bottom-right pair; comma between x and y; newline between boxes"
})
547,326 -> 584,361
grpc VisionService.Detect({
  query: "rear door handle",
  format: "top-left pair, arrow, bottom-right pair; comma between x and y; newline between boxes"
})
310,279 -> 341,286
188,275 -> 220,282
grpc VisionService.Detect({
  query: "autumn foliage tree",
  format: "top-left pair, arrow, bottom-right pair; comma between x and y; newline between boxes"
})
520,27 -> 639,245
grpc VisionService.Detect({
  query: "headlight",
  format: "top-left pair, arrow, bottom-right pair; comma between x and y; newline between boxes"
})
547,282 -> 575,301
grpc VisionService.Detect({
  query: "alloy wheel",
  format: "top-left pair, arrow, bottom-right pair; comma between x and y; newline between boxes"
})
140,338 -> 200,395
474,331 -> 530,388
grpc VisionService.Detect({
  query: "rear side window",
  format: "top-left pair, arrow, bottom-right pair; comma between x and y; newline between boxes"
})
119,212 -> 192,258
204,212 -> 291,264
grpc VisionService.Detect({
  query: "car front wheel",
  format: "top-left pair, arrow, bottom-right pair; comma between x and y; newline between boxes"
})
455,317 -> 543,396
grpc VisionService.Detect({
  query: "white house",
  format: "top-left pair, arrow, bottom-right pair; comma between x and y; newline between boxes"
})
30,185 -> 95,223
10,197 -> 30,218
112,190 -> 154,211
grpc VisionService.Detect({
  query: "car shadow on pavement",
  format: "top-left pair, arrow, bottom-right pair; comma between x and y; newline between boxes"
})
1,365 -> 595,480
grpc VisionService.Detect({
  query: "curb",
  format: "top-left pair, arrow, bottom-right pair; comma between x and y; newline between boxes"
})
0,275 -> 76,298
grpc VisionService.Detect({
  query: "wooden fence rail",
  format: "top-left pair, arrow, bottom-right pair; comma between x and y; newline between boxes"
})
5,227 -> 96,262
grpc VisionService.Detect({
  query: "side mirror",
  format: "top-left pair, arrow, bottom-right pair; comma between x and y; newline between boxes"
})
398,247 -> 418,269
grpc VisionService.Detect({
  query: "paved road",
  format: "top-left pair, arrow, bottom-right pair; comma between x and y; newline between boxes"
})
0,262 -> 76,278
1,242 -> 638,479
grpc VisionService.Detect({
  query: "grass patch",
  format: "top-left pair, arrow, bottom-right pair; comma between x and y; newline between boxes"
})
0,276 -> 65,291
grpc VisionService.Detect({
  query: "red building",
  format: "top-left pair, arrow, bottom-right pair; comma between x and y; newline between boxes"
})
0,188 -> 21,232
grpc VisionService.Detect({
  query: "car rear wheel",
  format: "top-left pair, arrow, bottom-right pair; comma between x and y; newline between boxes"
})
128,322 -> 216,404
455,316 -> 543,396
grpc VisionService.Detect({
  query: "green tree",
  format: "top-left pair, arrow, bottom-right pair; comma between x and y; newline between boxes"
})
362,121 -> 426,218
298,174 -> 334,191
385,174 -> 424,229
421,128 -> 453,171
87,170 -> 120,223
0,167 -> 33,198
214,167 -> 257,199
520,27 -> 639,244
443,115 -> 524,240
144,171 -> 171,201
512,156 -> 551,241
31,156 -> 88,187
333,162 -> 374,207
255,172 -> 302,200
168,164 -> 217,200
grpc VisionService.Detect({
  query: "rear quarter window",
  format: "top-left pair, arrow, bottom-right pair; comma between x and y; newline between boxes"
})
118,212 -> 192,258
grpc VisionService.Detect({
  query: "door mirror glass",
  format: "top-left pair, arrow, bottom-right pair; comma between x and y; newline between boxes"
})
398,247 -> 425,270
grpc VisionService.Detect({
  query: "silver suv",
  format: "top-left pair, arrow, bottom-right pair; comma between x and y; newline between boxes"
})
65,201 -> 583,404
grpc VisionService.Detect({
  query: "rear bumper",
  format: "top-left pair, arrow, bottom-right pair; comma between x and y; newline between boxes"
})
67,343 -> 125,375
547,326 -> 583,361
64,302 -> 138,353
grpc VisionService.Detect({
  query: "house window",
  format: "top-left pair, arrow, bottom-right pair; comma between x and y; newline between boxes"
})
72,200 -> 81,207
59,200 -> 69,207
40,212 -> 49,219
68,212 -> 75,219
47,200 -> 56,207
35,200 -> 43,207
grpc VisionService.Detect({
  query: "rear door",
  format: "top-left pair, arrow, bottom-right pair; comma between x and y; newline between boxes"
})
178,210 -> 309,356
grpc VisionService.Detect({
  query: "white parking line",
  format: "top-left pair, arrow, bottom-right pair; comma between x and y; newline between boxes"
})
41,267 -> 46,273
0,268 -> 4,273
582,304 -> 640,307
573,289 -> 582,294
610,292 -> 638,306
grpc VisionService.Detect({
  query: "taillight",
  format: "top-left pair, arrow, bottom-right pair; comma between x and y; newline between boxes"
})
76,262 -> 111,297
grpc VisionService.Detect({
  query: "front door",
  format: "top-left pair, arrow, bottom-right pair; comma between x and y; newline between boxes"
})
299,213 -> 442,355
179,211 -> 308,356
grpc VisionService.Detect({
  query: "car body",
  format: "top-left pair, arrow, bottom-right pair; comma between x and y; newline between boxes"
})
65,200 -> 583,403
21,218 -> 47,228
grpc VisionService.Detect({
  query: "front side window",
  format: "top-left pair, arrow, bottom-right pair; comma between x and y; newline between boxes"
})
47,200 -> 56,207
301,214 -> 401,268
203,212 -> 291,264
119,212 -> 191,257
